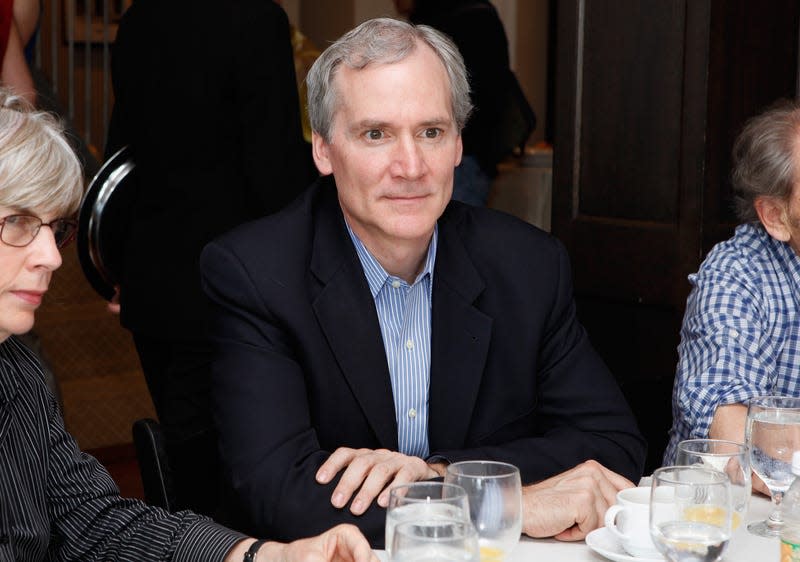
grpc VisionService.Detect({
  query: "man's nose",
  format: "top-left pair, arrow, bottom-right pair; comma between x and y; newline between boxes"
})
390,136 -> 427,180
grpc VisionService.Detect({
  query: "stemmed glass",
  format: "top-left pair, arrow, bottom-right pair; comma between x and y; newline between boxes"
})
649,466 -> 732,562
444,461 -> 522,561
745,395 -> 800,537
385,482 -> 470,558
390,519 -> 480,562
675,439 -> 750,530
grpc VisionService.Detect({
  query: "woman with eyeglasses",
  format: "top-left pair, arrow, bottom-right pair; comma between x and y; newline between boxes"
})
0,91 -> 375,562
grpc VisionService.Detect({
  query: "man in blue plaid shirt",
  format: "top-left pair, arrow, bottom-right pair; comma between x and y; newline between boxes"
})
665,101 -> 800,491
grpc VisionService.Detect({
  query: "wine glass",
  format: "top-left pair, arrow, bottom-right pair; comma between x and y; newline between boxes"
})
390,519 -> 480,562
385,482 -> 470,558
444,461 -> 522,561
649,466 -> 732,562
675,439 -> 750,530
745,395 -> 800,537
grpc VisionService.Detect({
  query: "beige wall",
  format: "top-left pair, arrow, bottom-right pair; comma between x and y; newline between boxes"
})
514,0 -> 548,145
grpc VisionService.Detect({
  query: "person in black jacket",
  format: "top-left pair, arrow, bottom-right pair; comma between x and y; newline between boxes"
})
200,17 -> 644,545
105,0 -> 315,516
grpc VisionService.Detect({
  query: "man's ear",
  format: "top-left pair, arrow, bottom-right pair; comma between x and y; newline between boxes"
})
311,131 -> 333,176
755,196 -> 791,242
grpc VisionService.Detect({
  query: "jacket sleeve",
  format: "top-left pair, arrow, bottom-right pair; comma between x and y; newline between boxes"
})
430,239 -> 647,484
200,239 -> 387,545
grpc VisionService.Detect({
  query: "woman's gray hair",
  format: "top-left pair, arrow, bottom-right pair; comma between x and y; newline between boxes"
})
732,99 -> 800,223
0,90 -> 84,217
306,17 -> 472,142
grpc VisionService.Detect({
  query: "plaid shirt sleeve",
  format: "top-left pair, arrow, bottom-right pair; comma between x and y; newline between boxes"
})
664,229 -> 781,463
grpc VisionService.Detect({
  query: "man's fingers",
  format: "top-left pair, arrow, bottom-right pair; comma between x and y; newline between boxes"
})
350,454 -> 431,514
582,460 -> 635,491
327,524 -> 379,562
752,472 -> 771,496
317,447 -> 358,483
332,455 -> 378,509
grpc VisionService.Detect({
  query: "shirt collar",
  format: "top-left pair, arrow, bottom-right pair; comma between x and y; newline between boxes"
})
345,221 -> 438,299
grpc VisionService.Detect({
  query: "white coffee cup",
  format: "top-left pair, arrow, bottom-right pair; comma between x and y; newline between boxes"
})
604,486 -> 662,559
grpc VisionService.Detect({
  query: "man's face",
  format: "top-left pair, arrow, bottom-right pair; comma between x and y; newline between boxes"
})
312,41 -> 462,256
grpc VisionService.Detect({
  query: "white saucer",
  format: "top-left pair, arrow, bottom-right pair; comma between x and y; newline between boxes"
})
585,528 -> 664,562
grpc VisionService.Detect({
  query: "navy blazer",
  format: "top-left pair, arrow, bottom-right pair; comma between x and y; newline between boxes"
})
200,177 -> 646,544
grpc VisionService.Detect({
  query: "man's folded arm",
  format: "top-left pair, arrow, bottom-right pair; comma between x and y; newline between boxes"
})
200,240 -> 387,544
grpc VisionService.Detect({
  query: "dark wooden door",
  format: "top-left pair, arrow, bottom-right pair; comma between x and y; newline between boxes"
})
552,0 -> 799,471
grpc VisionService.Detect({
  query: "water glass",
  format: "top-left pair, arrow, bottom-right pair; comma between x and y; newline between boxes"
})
385,482 -> 470,557
745,395 -> 800,537
444,461 -> 522,561
391,519 -> 480,562
675,438 -> 750,529
650,466 -> 732,562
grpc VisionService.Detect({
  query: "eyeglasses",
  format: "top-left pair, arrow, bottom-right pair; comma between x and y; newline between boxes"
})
0,214 -> 78,248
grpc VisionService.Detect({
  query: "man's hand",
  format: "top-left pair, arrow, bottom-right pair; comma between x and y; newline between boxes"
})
225,525 -> 378,562
521,460 -> 634,541
316,447 -> 446,515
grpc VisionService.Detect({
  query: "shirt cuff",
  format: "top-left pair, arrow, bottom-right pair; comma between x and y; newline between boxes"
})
173,520 -> 248,562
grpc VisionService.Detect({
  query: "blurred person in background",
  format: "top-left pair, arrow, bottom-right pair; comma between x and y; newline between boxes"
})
105,0 -> 314,517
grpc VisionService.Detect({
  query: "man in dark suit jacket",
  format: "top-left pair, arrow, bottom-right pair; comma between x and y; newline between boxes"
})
105,0 -> 313,516
200,18 -> 645,544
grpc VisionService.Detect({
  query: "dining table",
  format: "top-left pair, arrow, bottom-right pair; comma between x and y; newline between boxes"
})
376,491 -> 778,561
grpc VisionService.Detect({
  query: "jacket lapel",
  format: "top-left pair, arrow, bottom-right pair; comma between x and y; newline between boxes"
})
428,209 -> 492,450
309,181 -> 399,450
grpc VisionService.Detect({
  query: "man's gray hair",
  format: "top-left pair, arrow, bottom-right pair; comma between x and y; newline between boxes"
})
732,99 -> 800,223
306,17 -> 472,142
0,90 -> 83,217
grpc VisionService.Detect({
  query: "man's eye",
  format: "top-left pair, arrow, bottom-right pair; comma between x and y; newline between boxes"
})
366,129 -> 383,140
424,128 -> 442,139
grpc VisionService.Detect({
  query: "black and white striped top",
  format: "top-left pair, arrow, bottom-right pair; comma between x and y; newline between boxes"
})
0,336 -> 246,561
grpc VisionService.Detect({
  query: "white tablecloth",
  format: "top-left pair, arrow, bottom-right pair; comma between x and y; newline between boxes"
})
377,494 -> 778,561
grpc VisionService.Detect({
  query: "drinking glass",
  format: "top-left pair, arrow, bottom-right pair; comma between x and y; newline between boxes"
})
745,395 -> 800,537
649,466 -> 732,562
385,482 -> 470,558
390,519 -> 480,562
444,461 -> 522,561
675,438 -> 750,530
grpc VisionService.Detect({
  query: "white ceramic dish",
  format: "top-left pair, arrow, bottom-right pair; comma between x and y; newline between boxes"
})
585,527 -> 664,562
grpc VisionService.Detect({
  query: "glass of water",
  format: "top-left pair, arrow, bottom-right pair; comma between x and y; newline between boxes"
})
390,519 -> 479,562
444,461 -> 522,561
675,439 -> 750,530
745,395 -> 800,537
650,466 -> 732,562
385,482 -> 470,557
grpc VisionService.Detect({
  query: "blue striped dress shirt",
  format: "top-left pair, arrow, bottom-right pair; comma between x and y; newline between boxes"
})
346,222 -> 437,458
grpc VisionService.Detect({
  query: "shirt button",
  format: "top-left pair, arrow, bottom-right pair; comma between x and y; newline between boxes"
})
730,329 -> 740,338
408,408 -> 417,419
405,339 -> 414,350
391,280 -> 401,289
